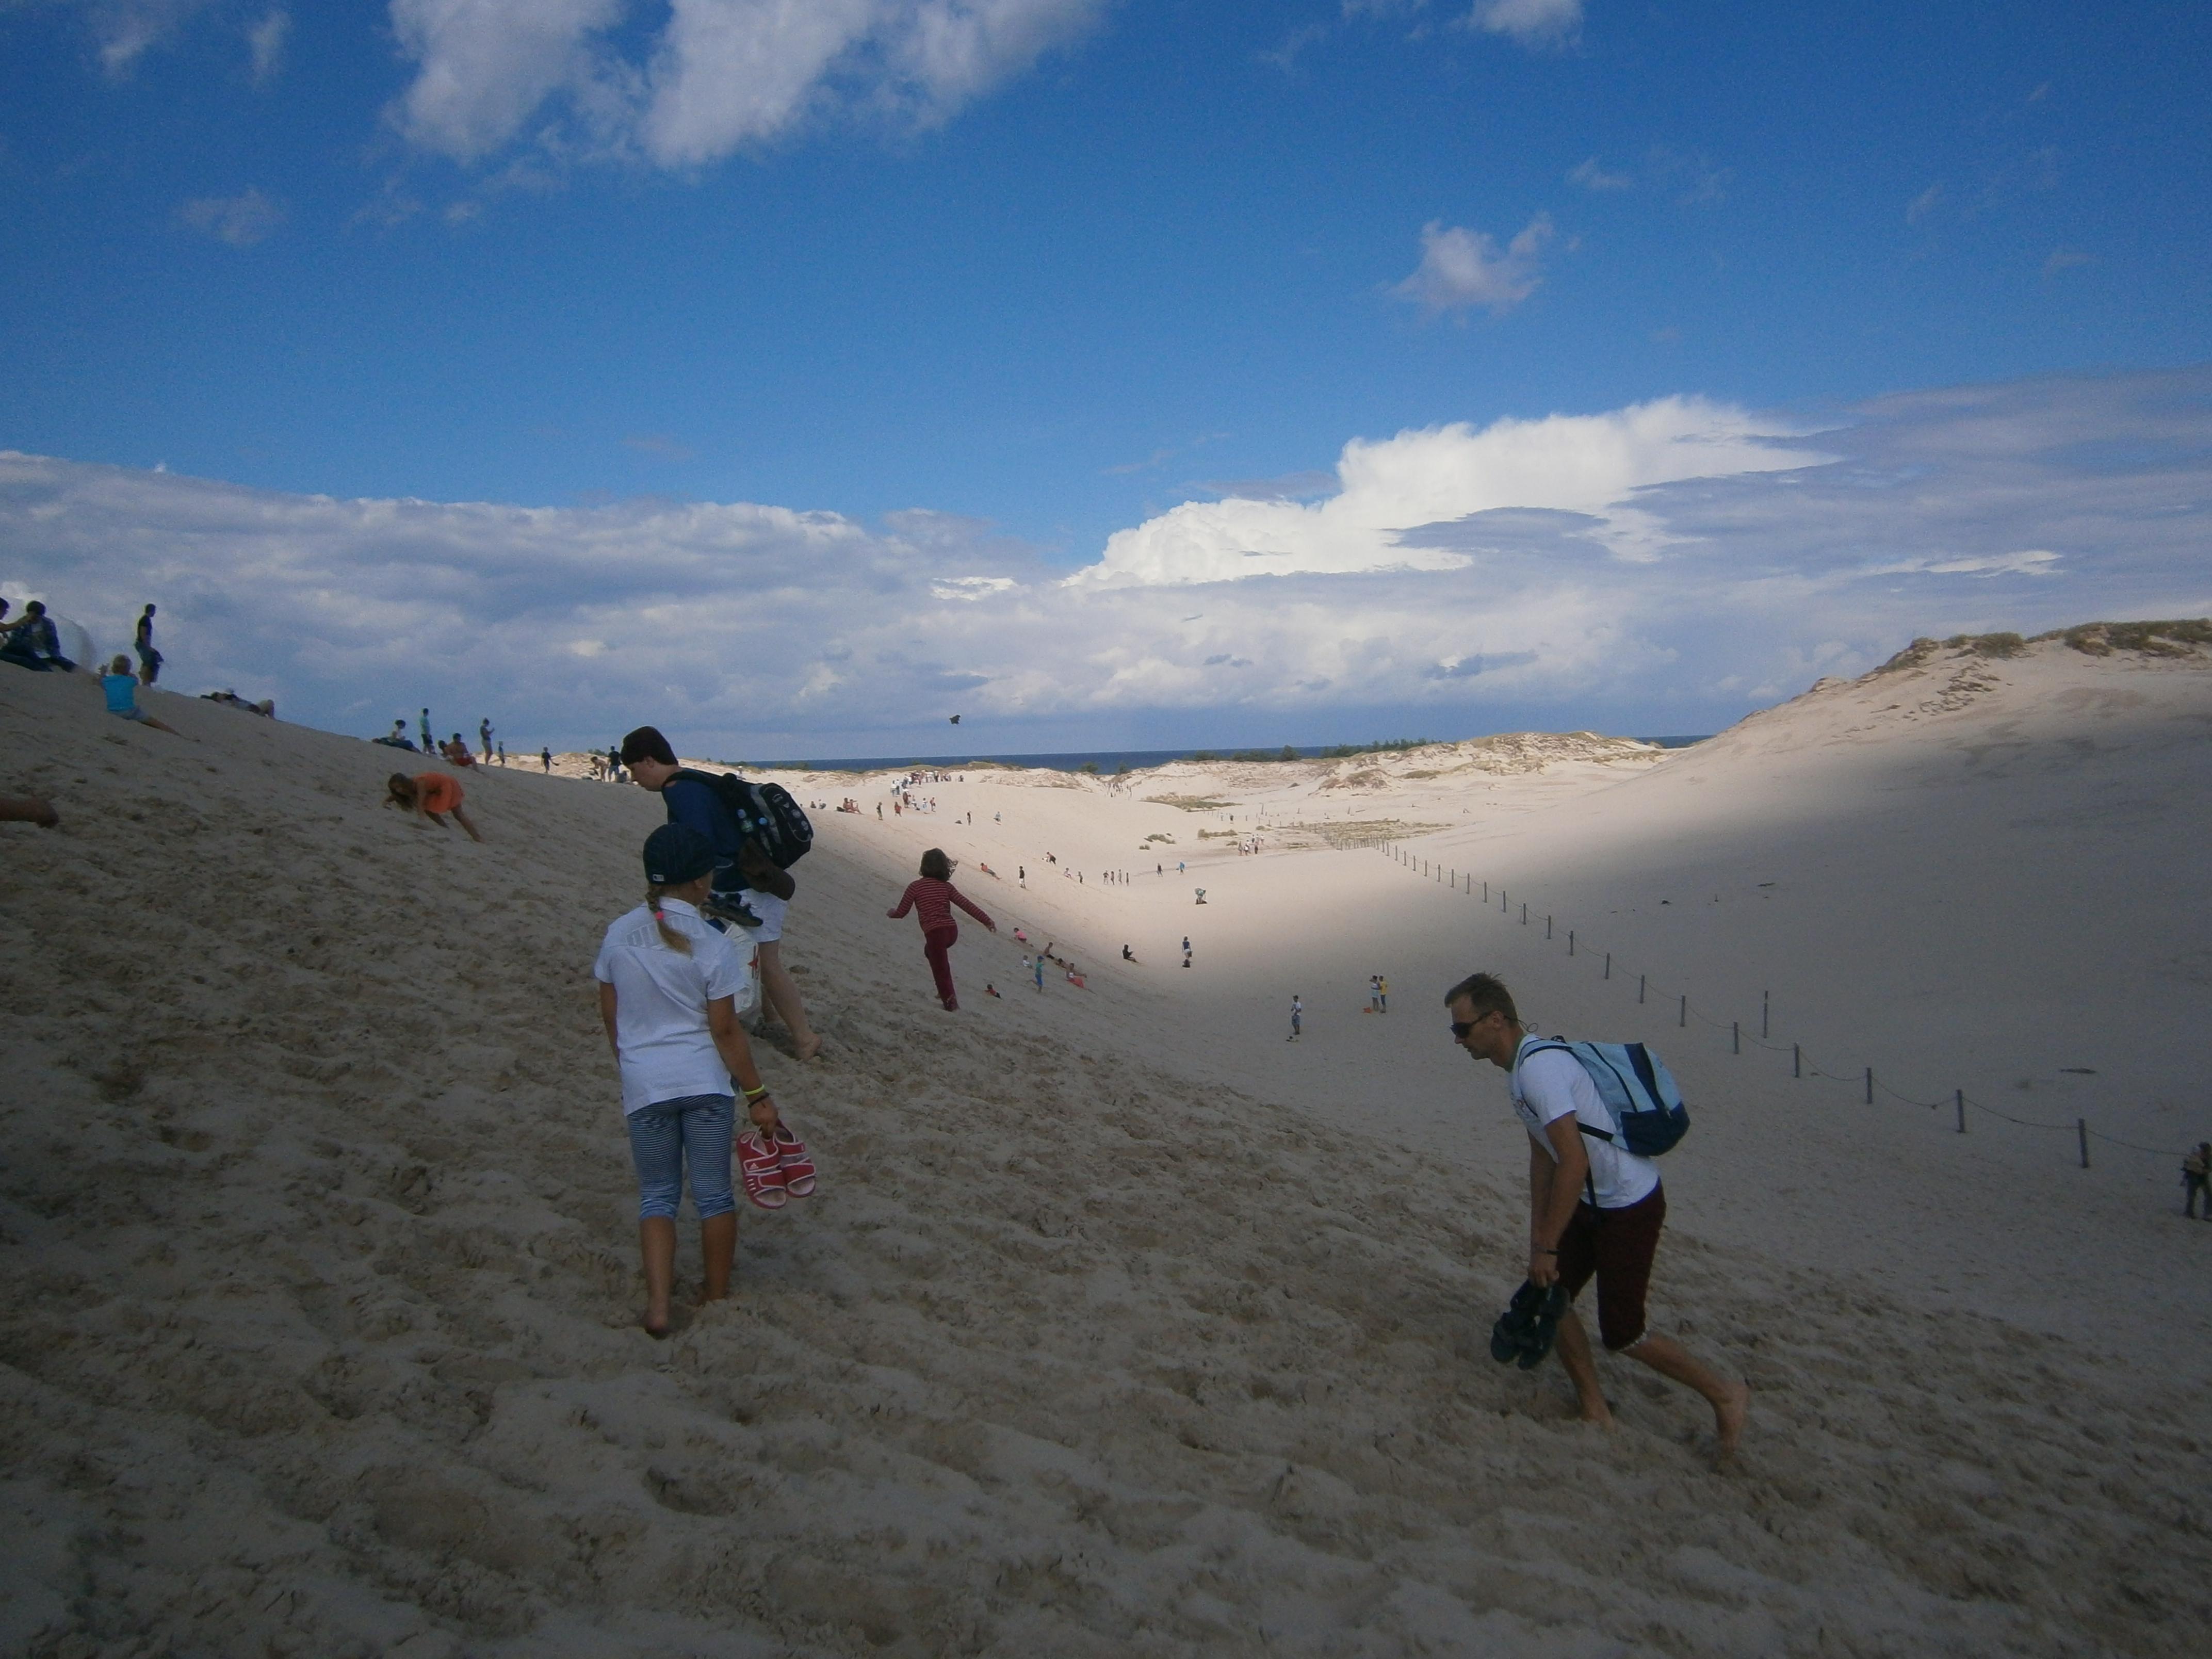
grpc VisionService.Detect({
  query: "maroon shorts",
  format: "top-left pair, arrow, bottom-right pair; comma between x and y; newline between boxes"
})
1555,1185 -> 1666,1351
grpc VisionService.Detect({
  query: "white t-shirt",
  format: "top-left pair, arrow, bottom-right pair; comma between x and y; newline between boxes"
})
1510,1037 -> 1661,1210
593,899 -> 757,1115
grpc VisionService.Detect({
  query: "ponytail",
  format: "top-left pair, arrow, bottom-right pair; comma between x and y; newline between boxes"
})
646,886 -> 693,954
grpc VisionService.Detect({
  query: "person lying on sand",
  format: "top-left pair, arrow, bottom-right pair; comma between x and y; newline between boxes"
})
1447,971 -> 1749,1465
0,795 -> 59,827
384,771 -> 484,841
595,825 -> 808,1338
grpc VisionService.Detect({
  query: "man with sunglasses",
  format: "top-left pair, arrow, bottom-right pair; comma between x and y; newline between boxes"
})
1446,971 -> 1748,1462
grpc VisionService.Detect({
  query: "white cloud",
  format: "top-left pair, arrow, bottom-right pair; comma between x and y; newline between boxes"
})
1567,156 -> 1629,191
178,186 -> 285,245
78,0 -> 218,75
386,0 -> 1105,169
247,7 -> 289,82
1391,214 -> 1555,316
1906,181 -> 1944,223
1468,0 -> 1580,48
1078,398 -> 1829,588
2,369 -> 2204,750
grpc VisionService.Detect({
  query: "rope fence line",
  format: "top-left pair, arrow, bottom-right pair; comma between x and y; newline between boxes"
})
1377,840 -> 2194,1173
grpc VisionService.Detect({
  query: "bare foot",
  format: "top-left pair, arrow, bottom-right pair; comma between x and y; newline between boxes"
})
1714,1379 -> 1751,1465
642,1309 -> 672,1340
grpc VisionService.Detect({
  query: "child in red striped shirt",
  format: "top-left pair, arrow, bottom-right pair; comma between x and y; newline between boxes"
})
887,848 -> 996,1010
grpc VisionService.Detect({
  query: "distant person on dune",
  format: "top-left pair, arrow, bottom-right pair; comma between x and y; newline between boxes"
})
1447,970 -> 1748,1463
419,708 -> 434,753
595,824 -> 800,1339
134,604 -> 162,686
887,848 -> 996,1011
384,771 -> 484,841
1288,995 -> 1302,1041
2185,1143 -> 2211,1219
541,746 -> 552,772
100,657 -> 183,735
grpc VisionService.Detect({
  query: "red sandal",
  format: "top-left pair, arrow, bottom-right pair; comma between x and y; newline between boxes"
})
737,1130 -> 788,1210
772,1126 -> 816,1198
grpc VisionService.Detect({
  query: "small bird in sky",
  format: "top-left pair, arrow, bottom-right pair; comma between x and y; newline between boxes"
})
949,714 -> 962,724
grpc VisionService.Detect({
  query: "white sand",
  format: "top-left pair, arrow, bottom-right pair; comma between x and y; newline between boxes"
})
2,637 -> 2208,1656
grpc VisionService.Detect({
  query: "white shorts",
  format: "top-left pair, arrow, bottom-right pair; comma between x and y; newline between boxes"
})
737,889 -> 787,942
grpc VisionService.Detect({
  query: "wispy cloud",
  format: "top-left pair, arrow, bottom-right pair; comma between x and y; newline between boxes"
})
1467,0 -> 1581,50
1906,181 -> 1944,223
1567,156 -> 1629,191
1391,215 -> 1555,316
2043,246 -> 2094,276
385,0 -> 1108,171
247,8 -> 289,83
622,433 -> 696,462
178,187 -> 284,245
3,369 -> 2204,747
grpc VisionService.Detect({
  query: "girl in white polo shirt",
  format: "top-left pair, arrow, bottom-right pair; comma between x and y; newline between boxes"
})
595,824 -> 809,1337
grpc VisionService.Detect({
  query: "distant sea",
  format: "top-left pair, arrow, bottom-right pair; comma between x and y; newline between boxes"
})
756,736 -> 1709,774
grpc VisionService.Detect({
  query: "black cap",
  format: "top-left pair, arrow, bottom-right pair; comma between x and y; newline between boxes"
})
643,823 -> 717,886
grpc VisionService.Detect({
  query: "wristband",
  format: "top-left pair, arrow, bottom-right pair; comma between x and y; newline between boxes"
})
743,1084 -> 770,1100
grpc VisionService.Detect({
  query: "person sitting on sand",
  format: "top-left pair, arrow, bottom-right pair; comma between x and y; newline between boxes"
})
1,601 -> 75,672
1121,944 -> 1136,962
440,735 -> 477,767
886,848 -> 996,1011
384,771 -> 484,841
373,720 -> 415,750
100,656 -> 184,735
594,824 -> 802,1338
1447,971 -> 1748,1463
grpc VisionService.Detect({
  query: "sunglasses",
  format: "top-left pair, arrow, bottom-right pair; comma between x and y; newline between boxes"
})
1450,1017 -> 1488,1039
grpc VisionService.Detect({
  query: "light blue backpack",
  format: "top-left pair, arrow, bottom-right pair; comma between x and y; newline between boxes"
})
1521,1038 -> 1691,1157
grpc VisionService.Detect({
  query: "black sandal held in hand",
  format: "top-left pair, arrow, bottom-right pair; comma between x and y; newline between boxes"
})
1490,1279 -> 1570,1369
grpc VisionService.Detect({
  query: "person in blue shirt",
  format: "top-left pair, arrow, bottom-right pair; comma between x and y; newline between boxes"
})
619,725 -> 821,1060
100,656 -> 182,734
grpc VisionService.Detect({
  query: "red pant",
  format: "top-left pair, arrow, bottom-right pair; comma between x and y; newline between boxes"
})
923,923 -> 958,1004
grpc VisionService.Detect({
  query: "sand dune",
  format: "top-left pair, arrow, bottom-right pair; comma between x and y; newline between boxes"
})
3,646 -> 2208,1656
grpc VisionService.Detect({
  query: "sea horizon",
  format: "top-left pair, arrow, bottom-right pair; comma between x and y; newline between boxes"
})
735,735 -> 1712,774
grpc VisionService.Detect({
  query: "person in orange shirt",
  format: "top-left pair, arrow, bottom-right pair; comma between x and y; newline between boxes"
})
385,771 -> 484,841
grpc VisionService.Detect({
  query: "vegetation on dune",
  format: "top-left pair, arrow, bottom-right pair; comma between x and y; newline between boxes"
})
1876,618 -> 2211,674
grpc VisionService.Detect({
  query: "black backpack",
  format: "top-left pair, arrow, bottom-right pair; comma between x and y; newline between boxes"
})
672,769 -> 814,870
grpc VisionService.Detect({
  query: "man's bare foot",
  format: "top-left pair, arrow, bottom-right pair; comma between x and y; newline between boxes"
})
1714,1379 -> 1751,1464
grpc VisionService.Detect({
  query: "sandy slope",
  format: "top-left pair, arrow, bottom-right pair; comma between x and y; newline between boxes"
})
2,655 -> 2208,1657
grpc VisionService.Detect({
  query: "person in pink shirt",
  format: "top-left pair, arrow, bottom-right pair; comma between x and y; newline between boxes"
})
886,847 -> 996,1011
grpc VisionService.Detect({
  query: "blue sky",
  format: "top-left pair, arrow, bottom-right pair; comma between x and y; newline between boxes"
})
2,0 -> 2208,756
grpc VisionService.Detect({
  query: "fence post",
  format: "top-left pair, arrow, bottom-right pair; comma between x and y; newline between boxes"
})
1955,1089 -> 1965,1133
1732,1021 -> 1739,1055
1638,973 -> 1645,1004
1793,1044 -> 1801,1079
1483,881 -> 1489,901
1546,915 -> 1553,940
2078,1119 -> 2090,1168
1568,930 -> 1575,956
1603,952 -> 1611,980
1521,904 -> 1528,925
1762,990 -> 1769,1040
1864,1067 -> 1873,1104
1679,994 -> 1686,1028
